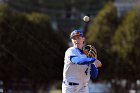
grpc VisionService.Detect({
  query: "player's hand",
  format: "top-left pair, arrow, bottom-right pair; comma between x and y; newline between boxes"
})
93,59 -> 102,68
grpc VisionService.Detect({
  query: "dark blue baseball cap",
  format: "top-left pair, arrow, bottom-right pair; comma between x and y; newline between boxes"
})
70,29 -> 84,39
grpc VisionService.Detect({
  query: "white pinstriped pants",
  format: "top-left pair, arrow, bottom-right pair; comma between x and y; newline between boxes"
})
62,83 -> 89,93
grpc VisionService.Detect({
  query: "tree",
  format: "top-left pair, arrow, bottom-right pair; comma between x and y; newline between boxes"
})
111,8 -> 140,80
86,2 -> 118,80
0,4 -> 67,92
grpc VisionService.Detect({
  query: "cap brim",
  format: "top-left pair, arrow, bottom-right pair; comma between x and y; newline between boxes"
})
70,35 -> 84,39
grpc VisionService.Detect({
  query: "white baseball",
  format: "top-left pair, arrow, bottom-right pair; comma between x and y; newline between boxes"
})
83,16 -> 90,22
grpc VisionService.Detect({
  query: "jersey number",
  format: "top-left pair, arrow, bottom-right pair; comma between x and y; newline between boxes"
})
85,68 -> 88,75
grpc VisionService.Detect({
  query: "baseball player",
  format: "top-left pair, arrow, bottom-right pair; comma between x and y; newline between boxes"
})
62,29 -> 102,93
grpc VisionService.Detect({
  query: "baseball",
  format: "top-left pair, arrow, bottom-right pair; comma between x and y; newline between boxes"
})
83,16 -> 90,22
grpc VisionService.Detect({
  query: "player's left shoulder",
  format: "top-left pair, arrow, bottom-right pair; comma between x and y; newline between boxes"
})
67,47 -> 77,52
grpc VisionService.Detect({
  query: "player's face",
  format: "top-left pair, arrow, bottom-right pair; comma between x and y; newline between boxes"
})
71,36 -> 85,49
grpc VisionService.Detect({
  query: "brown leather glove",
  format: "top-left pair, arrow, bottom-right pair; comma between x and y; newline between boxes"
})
83,45 -> 97,58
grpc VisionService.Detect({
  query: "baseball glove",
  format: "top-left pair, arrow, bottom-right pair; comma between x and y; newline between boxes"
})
83,45 -> 97,58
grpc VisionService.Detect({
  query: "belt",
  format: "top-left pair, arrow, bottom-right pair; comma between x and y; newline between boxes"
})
63,81 -> 79,86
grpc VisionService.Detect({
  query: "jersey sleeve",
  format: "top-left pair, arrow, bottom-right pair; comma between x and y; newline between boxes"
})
64,48 -> 77,63
70,56 -> 96,65
90,64 -> 98,79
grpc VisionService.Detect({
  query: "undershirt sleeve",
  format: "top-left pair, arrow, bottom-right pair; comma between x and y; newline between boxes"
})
70,56 -> 96,65
90,64 -> 98,79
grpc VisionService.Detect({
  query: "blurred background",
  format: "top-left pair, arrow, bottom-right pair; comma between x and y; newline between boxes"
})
0,0 -> 140,93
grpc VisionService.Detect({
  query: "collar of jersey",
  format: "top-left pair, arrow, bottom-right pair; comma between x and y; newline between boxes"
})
77,48 -> 84,54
